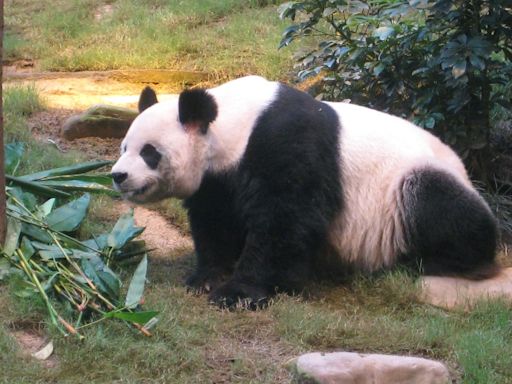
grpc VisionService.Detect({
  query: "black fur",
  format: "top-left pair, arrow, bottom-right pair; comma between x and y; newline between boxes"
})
138,86 -> 158,113
400,167 -> 497,278
178,89 -> 218,134
140,143 -> 161,170
111,172 -> 128,185
185,84 -> 343,307
185,172 -> 245,294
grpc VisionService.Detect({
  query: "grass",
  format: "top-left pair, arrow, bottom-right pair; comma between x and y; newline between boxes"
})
3,253 -> 512,382
4,0 -> 293,81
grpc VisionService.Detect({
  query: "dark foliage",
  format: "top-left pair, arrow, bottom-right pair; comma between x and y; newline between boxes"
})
279,0 -> 512,182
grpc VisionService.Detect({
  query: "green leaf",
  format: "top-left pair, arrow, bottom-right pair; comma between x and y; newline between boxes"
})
81,258 -> 109,295
20,237 -> 36,261
373,63 -> 385,76
452,60 -> 467,79
41,173 -> 113,185
97,269 -> 121,298
125,255 -> 148,309
21,223 -> 52,243
46,194 -> 90,232
108,210 -> 145,250
83,234 -> 109,251
19,160 -> 112,181
115,240 -> 148,260
34,242 -> 98,261
3,217 -> 22,256
104,310 -> 158,325
39,180 -> 118,196
14,286 -> 38,298
0,259 -> 14,280
424,116 -> 436,129
322,7 -> 336,17
6,175 -> 70,198
374,26 -> 394,41
8,188 -> 38,212
39,198 -> 56,217
4,142 -> 25,175
469,55 -> 485,70
42,272 -> 60,292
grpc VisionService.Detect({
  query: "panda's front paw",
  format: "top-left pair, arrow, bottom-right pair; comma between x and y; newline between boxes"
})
185,267 -> 229,295
208,280 -> 270,310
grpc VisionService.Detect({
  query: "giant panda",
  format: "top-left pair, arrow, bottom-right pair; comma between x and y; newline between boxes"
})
111,76 -> 498,307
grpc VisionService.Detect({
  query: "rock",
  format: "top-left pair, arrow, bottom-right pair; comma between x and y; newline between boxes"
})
420,267 -> 512,310
292,352 -> 450,384
32,341 -> 54,361
61,104 -> 138,140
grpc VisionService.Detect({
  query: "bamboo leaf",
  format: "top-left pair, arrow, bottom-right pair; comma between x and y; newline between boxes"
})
82,234 -> 109,251
46,194 -> 90,232
21,223 -> 53,243
20,237 -> 36,261
0,259 -> 13,280
81,258 -> 109,294
125,255 -> 148,308
39,180 -> 119,196
97,269 -> 121,297
39,198 -> 56,217
41,173 -> 113,186
19,160 -> 112,181
104,310 -> 158,325
4,142 -> 25,175
108,210 -> 145,250
3,217 -> 22,256
37,246 -> 98,261
114,240 -> 149,260
11,278 -> 38,298
42,273 -> 60,292
6,175 -> 70,198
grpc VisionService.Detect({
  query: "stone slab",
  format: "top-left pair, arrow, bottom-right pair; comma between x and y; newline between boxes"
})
420,267 -> 512,310
292,352 -> 450,384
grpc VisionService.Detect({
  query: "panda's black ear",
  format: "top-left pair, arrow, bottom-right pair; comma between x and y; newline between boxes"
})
178,88 -> 218,134
138,86 -> 158,113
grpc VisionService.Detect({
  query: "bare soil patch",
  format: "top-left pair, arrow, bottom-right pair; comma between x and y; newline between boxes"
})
11,329 -> 58,369
28,109 -> 124,161
131,205 -> 193,256
4,68 -> 208,109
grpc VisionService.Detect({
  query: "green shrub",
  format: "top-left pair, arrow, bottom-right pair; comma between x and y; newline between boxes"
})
280,0 -> 512,182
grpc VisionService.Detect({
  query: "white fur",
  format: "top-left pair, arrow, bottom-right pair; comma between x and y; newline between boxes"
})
111,76 -> 278,201
325,102 -> 470,271
206,76 -> 279,171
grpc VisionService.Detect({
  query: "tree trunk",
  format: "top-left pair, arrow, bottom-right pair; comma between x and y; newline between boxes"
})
0,0 -> 6,246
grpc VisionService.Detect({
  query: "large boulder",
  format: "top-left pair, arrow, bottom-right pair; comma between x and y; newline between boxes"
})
291,352 -> 450,384
62,104 -> 138,140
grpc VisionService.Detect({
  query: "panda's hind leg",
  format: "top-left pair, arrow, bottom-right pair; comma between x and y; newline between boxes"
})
401,166 -> 498,279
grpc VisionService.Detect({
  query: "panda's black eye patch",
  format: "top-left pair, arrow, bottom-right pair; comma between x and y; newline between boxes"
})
140,144 -> 161,169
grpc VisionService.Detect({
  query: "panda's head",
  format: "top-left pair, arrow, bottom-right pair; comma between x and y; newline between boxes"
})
111,86 -> 218,203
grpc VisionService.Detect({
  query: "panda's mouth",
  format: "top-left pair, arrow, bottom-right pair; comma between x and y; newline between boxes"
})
133,183 -> 150,196
120,183 -> 153,201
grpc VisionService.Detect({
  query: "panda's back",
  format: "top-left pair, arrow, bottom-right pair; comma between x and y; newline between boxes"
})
324,101 -> 471,271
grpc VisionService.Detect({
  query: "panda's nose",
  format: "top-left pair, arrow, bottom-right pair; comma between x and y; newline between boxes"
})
111,172 -> 128,185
